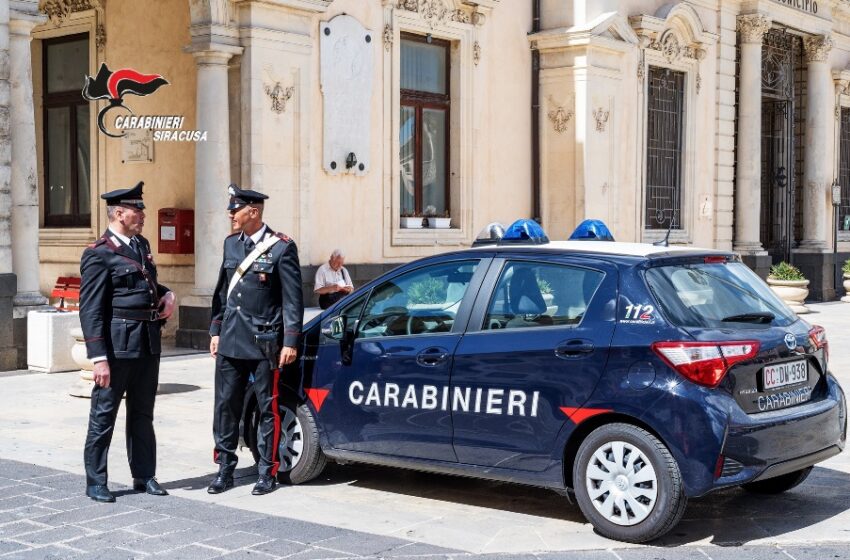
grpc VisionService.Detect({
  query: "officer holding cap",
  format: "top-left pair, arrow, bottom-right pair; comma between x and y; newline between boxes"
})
79,181 -> 176,503
208,184 -> 303,496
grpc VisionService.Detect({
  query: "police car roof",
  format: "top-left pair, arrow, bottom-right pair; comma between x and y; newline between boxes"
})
468,240 -> 728,259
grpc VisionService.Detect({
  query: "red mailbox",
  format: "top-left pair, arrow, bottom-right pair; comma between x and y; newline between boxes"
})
158,208 -> 194,254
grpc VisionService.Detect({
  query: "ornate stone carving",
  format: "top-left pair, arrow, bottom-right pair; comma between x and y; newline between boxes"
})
452,9 -> 470,24
804,35 -> 833,63
593,108 -> 610,132
383,23 -> 393,52
95,23 -> 105,50
696,73 -> 702,95
397,0 -> 449,26
637,63 -> 645,83
264,82 -> 295,114
473,41 -> 481,66
547,102 -> 572,134
647,32 -> 704,64
737,14 -> 771,44
39,0 -> 104,24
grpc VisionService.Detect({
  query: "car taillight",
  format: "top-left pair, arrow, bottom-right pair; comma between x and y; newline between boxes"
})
651,341 -> 760,388
809,325 -> 828,361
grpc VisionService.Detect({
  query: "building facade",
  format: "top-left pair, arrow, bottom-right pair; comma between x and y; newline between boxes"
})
1,0 -> 849,368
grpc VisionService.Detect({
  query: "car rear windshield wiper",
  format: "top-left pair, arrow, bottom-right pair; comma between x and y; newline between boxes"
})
720,312 -> 775,324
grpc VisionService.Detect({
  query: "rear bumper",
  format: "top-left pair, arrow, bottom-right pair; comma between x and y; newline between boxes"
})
711,375 -> 846,492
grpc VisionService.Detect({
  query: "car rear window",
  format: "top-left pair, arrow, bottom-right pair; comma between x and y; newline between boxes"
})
645,261 -> 797,328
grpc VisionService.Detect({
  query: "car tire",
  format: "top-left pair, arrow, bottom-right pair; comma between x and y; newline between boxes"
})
246,393 -> 327,485
741,467 -> 812,495
276,397 -> 327,485
572,423 -> 687,543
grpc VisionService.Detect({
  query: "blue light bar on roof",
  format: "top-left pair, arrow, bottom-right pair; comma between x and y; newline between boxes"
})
569,219 -> 615,241
501,219 -> 550,244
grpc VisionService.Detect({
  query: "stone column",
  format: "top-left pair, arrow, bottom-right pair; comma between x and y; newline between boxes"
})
734,14 -> 771,255
190,47 -> 240,302
799,34 -> 833,252
0,1 -> 12,274
9,12 -> 46,307
0,1 -> 16,371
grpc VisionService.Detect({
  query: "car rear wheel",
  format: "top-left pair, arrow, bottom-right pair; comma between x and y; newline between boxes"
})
741,467 -> 812,494
573,423 -> 687,543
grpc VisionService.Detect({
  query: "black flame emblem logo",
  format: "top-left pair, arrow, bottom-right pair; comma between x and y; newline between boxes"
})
82,63 -> 169,138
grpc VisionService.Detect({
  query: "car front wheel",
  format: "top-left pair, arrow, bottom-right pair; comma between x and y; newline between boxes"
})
572,423 -> 687,543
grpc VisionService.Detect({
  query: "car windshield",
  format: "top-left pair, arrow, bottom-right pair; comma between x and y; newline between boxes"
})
645,261 -> 797,328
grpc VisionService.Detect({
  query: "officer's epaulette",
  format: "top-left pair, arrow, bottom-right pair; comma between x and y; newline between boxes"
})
276,232 -> 292,243
87,238 -> 107,249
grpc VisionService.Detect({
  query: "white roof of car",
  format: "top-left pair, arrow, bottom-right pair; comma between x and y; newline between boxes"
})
481,241 -> 721,257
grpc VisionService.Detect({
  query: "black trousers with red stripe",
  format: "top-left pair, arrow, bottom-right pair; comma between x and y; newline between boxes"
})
84,356 -> 160,487
213,355 -> 280,477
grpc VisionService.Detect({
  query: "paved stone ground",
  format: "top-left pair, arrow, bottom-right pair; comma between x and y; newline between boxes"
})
2,457 -> 850,560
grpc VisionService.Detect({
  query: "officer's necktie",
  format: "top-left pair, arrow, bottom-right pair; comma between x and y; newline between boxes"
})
130,238 -> 143,264
244,236 -> 255,256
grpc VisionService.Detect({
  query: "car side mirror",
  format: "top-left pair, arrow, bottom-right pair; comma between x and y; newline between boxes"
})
322,315 -> 346,340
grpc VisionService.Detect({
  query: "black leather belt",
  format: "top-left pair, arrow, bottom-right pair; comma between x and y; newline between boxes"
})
113,308 -> 160,321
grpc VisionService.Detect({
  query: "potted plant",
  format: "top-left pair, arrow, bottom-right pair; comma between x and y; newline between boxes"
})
842,259 -> 850,303
766,261 -> 809,314
426,212 -> 451,229
400,212 -> 425,229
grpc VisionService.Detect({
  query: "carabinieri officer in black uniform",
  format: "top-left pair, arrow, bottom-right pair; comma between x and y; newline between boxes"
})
208,185 -> 303,496
79,182 -> 176,503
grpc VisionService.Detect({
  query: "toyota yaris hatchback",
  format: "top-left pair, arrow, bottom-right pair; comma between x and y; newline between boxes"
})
245,221 -> 846,543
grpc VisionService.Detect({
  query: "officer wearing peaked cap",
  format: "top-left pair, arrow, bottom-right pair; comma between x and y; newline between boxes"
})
79,181 -> 176,503
208,184 -> 304,496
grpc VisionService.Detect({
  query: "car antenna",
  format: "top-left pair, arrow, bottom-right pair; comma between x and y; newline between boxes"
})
653,214 -> 675,247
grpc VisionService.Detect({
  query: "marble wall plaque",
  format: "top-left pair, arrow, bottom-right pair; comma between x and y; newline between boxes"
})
121,128 -> 154,164
320,14 -> 374,176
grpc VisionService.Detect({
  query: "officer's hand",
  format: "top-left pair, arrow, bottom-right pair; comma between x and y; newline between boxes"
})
158,291 -> 176,320
279,346 -> 297,368
210,336 -> 220,358
93,361 -> 111,388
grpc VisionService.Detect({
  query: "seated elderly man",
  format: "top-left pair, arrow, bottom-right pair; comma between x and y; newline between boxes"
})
314,249 -> 354,309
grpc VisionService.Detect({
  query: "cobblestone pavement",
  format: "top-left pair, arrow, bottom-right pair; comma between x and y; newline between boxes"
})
2,458 -> 850,560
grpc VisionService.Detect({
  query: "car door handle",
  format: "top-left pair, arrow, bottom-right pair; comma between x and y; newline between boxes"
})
416,347 -> 450,367
556,340 -> 595,358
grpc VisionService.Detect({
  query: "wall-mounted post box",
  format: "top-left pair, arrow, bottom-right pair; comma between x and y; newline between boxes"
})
158,208 -> 194,254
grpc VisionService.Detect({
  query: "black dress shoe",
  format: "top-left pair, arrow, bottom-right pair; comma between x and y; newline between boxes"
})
86,485 -> 116,503
252,475 -> 277,496
133,477 -> 168,496
207,474 -> 234,494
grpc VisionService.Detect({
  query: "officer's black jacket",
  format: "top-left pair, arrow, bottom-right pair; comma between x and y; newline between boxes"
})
210,226 -> 304,360
79,231 -> 170,361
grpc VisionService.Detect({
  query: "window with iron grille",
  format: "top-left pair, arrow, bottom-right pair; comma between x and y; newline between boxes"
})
645,66 -> 685,230
43,33 -> 91,228
839,108 -> 850,234
399,33 -> 450,218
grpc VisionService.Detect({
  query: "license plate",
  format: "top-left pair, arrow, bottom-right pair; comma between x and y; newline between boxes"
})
762,360 -> 808,390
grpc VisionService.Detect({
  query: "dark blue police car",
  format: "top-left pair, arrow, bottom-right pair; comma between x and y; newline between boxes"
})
244,220 -> 846,543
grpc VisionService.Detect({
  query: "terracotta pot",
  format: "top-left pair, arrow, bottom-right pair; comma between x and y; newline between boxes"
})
766,277 -> 809,314
842,273 -> 850,303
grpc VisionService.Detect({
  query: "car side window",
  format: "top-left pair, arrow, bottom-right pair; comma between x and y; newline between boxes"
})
484,261 -> 603,330
357,260 -> 479,339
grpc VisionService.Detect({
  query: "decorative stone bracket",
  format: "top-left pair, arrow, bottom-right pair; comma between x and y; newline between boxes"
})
38,0 -> 106,49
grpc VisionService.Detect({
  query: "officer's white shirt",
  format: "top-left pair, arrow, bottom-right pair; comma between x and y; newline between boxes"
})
240,224 -> 268,245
